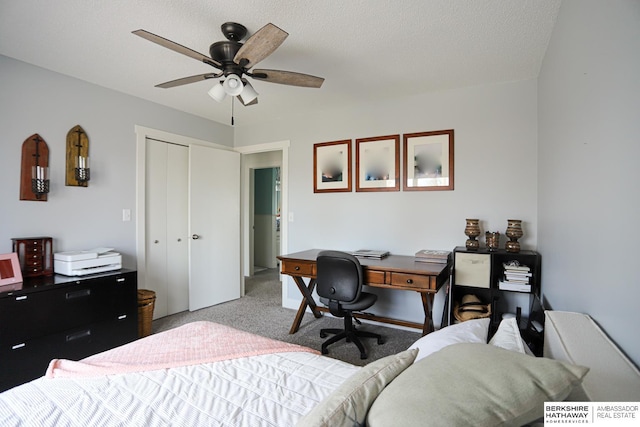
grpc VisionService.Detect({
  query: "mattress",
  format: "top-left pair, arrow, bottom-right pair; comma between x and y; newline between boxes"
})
0,351 -> 359,426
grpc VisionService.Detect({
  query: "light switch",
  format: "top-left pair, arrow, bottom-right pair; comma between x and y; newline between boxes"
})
122,209 -> 131,222
288,212 -> 294,222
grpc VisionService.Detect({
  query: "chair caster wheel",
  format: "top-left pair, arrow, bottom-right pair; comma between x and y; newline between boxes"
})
360,353 -> 368,360
320,332 -> 327,338
377,338 -> 384,345
321,348 -> 329,355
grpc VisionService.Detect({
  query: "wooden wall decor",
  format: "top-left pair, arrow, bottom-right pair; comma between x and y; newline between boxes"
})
19,133 -> 49,201
65,125 -> 90,187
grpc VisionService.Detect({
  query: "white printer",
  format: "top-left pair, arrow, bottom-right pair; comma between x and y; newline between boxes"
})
54,247 -> 122,276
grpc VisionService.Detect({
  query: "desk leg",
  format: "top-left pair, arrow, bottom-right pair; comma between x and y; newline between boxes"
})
420,292 -> 435,335
290,276 -> 322,334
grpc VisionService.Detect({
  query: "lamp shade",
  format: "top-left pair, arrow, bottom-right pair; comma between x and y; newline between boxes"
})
238,80 -> 258,105
223,74 -> 244,96
208,82 -> 227,102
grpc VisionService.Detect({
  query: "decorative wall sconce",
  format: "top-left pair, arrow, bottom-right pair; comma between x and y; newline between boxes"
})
75,155 -> 90,183
20,134 -> 50,201
66,125 -> 90,187
32,164 -> 50,198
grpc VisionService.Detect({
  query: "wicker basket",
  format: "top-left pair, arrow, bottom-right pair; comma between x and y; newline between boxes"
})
137,289 -> 156,338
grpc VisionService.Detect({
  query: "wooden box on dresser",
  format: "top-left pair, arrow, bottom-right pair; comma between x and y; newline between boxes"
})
0,269 -> 138,392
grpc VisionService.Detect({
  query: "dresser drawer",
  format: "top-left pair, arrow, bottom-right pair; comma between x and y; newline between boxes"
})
0,315 -> 137,391
23,258 -> 43,269
281,260 -> 315,276
389,272 -> 431,289
23,239 -> 44,251
0,273 -> 137,345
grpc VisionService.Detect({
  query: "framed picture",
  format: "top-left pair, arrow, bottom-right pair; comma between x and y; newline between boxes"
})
355,135 -> 400,192
313,139 -> 352,193
403,129 -> 454,191
0,253 -> 23,286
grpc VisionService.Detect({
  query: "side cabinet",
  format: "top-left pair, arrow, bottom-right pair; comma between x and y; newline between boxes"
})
447,247 -> 544,354
0,270 -> 138,391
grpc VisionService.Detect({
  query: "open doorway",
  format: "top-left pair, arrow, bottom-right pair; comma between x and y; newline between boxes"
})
253,167 -> 281,272
238,142 -> 289,287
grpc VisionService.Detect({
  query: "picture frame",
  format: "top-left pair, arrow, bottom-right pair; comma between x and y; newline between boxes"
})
0,253 -> 23,286
313,139 -> 352,193
355,135 -> 400,192
403,129 -> 454,191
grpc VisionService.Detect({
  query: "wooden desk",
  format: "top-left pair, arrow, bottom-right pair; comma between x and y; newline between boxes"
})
278,249 -> 450,336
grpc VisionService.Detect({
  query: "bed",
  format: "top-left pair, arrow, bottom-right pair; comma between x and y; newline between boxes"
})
0,311 -> 638,426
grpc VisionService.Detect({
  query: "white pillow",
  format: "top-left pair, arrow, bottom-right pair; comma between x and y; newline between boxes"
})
489,317 -> 527,354
408,318 -> 489,362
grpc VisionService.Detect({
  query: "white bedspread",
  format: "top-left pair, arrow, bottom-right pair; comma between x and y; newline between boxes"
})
0,352 -> 359,427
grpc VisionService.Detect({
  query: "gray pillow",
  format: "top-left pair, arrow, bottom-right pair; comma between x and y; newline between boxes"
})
367,343 -> 589,427
296,348 -> 417,427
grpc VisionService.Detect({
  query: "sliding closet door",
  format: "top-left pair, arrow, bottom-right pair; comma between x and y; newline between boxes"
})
189,144 -> 241,310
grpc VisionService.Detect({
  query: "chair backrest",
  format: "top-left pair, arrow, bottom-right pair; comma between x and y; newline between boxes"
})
316,251 -> 363,304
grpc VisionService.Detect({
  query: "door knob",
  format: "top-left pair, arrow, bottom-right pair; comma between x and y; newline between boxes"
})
192,234 -> 200,240
177,238 -> 182,242
154,240 -> 159,244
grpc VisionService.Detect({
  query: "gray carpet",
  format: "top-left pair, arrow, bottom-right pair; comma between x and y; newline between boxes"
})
153,268 -> 421,366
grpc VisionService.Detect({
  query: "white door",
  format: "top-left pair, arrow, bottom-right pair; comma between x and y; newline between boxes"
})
166,143 -> 189,314
189,144 -> 241,310
145,139 -> 169,318
145,140 -> 189,318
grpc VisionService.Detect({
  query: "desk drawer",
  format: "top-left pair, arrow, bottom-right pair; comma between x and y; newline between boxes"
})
390,272 -> 431,289
364,269 -> 386,285
281,260 -> 315,276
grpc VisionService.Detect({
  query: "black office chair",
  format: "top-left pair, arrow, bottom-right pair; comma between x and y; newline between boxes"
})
316,250 -> 383,359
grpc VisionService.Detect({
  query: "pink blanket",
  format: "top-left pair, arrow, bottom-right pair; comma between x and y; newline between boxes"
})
46,321 -> 318,379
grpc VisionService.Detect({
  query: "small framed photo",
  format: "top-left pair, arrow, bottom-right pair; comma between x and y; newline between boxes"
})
355,135 -> 400,192
0,253 -> 23,286
403,129 -> 454,191
314,139 -> 352,193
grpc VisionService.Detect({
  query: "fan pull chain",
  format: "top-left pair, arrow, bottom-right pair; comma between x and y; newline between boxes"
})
231,96 -> 235,126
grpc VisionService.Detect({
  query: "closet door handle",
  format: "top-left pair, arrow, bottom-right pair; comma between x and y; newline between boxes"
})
192,234 -> 200,240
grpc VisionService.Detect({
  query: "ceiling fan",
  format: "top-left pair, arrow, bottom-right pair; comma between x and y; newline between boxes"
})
132,22 -> 325,108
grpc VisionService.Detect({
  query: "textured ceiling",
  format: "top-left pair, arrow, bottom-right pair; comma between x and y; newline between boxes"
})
0,0 -> 561,127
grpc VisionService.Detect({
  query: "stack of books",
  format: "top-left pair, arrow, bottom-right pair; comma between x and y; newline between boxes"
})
498,262 -> 532,292
414,249 -> 451,264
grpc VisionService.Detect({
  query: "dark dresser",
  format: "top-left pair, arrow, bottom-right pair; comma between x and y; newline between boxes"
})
0,269 -> 138,391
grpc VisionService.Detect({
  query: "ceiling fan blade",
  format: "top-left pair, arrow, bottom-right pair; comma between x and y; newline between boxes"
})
238,94 -> 258,106
251,69 -> 324,88
133,29 -> 221,68
234,23 -> 288,68
155,73 -> 222,89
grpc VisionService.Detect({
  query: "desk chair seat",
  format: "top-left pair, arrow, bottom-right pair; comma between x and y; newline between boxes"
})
316,251 -> 383,359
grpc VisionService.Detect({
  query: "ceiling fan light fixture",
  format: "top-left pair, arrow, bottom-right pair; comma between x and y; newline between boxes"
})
239,80 -> 258,104
208,82 -> 227,102
223,74 -> 244,96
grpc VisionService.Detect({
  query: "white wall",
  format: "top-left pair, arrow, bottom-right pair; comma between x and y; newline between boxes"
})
0,56 -> 233,268
235,79 -> 539,327
538,0 -> 640,366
